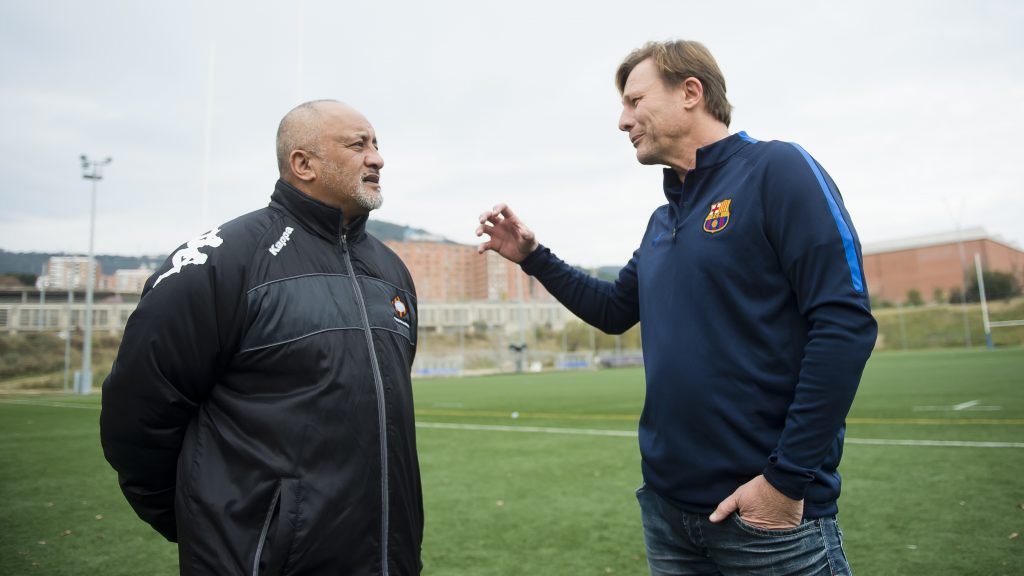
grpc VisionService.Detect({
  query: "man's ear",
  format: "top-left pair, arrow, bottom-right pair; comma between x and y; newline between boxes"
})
289,150 -> 317,183
680,77 -> 704,111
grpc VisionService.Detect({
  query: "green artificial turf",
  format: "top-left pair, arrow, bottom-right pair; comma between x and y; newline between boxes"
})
1,348 -> 1021,575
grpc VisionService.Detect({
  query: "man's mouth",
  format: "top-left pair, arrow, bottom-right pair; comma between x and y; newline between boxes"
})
362,173 -> 380,185
630,133 -> 644,147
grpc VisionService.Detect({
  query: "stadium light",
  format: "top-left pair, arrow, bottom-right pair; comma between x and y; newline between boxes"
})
79,154 -> 112,394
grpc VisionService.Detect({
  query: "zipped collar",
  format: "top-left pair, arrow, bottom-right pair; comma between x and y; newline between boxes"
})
270,179 -> 368,243
663,131 -> 754,201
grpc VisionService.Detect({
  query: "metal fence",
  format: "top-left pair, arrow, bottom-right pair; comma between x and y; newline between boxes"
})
0,302 -> 135,335
0,300 -> 579,336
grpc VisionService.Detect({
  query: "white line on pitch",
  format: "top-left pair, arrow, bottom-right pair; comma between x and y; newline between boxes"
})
416,421 -> 636,437
913,405 -> 1002,411
913,400 -> 1001,412
4,402 -> 1021,449
845,438 -> 1024,449
416,422 -> 1024,448
0,399 -> 99,410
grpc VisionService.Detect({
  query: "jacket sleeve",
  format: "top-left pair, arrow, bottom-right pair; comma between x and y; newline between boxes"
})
99,238 -> 242,541
759,144 -> 878,500
520,245 -> 640,334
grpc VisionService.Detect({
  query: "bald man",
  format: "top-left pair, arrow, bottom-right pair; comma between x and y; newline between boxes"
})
101,100 -> 424,575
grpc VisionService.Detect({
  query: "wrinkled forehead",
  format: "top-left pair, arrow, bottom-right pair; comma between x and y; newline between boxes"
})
621,59 -> 665,99
320,103 -> 375,140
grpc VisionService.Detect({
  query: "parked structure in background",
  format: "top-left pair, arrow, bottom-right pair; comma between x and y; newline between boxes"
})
863,228 -> 1023,304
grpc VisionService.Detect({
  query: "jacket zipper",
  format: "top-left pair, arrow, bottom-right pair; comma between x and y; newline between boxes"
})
252,482 -> 282,576
341,232 -> 390,576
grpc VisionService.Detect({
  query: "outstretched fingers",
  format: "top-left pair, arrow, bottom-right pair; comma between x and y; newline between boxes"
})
475,202 -> 538,261
479,204 -> 510,226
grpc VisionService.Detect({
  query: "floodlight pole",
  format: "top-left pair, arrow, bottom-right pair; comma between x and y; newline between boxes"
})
80,154 -> 112,394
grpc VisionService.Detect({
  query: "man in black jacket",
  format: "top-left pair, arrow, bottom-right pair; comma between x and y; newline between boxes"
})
101,100 -> 423,575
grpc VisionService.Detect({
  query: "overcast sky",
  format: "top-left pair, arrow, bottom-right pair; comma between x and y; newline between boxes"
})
1,0 -> 1021,267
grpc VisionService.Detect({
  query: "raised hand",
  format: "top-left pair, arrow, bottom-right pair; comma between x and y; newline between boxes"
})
475,203 -> 539,263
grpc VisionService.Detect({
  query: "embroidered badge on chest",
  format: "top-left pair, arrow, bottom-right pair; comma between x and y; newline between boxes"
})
392,295 -> 410,328
703,199 -> 732,234
393,296 -> 409,317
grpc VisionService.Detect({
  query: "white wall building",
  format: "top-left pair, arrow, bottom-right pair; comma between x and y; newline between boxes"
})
38,256 -> 100,291
113,266 -> 155,294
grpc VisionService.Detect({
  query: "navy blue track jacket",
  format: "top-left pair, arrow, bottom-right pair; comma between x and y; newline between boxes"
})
521,132 -> 877,518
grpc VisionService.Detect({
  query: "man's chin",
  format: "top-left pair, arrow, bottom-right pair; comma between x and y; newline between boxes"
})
355,187 -> 383,212
635,152 -> 659,166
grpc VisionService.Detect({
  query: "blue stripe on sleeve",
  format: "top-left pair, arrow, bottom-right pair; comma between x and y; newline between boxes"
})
788,143 -> 865,293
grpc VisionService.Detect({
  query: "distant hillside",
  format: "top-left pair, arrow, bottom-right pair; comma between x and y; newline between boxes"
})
0,219 -> 448,278
0,250 -> 165,277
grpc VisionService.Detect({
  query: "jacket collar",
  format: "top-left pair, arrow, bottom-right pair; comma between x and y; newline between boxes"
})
662,131 -> 753,200
270,179 -> 367,242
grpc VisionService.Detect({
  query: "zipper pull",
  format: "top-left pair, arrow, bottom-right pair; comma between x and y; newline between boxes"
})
672,226 -> 678,241
340,233 -> 348,252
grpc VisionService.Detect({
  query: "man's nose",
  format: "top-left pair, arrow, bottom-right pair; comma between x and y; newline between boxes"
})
618,108 -> 634,132
366,149 -> 384,170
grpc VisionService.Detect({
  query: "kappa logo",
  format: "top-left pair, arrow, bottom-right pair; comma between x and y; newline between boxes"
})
703,199 -> 732,234
153,228 -> 224,287
268,226 -> 294,256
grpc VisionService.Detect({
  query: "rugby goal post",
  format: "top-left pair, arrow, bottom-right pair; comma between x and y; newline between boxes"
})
975,253 -> 1024,350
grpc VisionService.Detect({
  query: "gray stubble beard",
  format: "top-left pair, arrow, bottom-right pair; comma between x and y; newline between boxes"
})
319,158 -> 384,214
354,182 -> 383,212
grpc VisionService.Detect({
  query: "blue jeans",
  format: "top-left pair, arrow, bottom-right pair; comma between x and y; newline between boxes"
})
637,484 -> 851,576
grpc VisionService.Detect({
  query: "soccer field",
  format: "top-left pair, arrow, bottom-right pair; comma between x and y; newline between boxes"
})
1,348 -> 1021,575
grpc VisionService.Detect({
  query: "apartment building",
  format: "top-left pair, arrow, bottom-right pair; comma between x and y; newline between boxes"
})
111,266 -> 156,294
38,256 -> 102,291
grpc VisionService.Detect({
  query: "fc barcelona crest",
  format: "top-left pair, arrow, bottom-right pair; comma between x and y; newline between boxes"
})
703,199 -> 732,234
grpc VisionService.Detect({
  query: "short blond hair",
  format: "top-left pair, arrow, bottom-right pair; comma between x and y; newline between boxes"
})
616,40 -> 732,127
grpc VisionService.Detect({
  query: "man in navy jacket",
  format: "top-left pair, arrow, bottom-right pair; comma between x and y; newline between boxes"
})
477,40 -> 876,575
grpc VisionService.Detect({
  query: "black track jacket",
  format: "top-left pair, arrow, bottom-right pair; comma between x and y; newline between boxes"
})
100,179 -> 423,575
